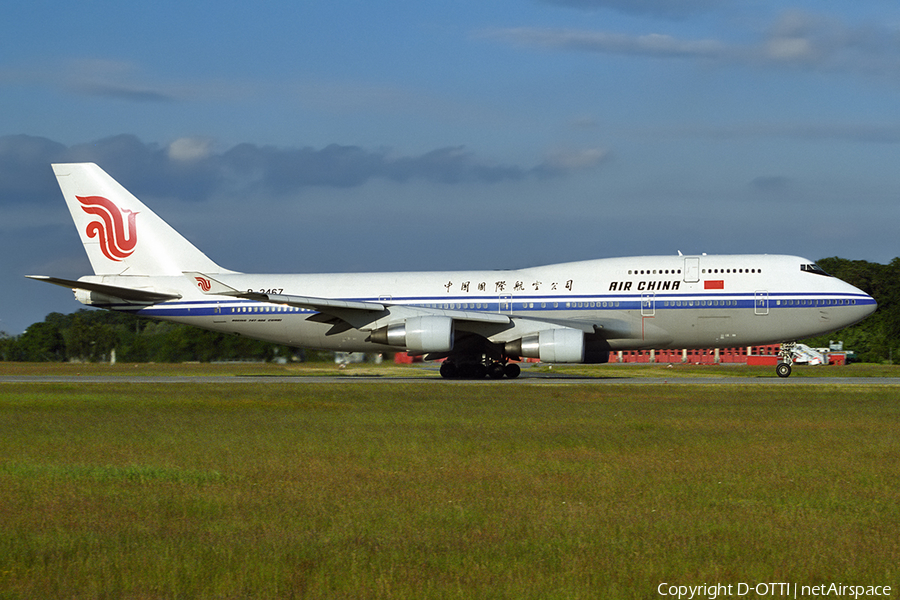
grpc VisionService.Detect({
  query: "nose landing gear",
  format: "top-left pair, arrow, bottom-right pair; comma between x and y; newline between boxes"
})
776,342 -> 795,378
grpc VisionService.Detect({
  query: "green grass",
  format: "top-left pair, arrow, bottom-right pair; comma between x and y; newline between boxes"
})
528,361 -> 900,378
0,382 -> 898,598
3,359 -> 900,379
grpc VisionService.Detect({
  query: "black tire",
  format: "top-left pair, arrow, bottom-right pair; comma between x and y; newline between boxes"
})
440,362 -> 458,379
776,362 -> 792,378
488,362 -> 506,379
504,363 -> 521,379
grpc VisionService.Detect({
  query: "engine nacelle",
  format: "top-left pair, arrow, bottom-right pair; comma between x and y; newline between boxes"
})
369,316 -> 454,353
505,328 -> 585,363
73,289 -> 157,307
74,289 -> 121,306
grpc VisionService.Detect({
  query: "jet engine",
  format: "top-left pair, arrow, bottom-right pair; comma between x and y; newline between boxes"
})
369,316 -> 454,353
505,328 -> 585,363
74,289 -> 138,306
74,289 -> 107,306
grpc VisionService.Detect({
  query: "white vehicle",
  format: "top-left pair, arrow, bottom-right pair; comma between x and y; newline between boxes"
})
30,163 -> 877,379
791,343 -> 828,366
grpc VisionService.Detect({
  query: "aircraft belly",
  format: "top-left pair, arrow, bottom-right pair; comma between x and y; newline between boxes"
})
646,307 -> 856,348
609,307 -> 844,350
694,315 -> 734,346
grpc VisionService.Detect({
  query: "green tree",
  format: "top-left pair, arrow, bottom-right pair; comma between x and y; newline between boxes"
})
0,331 -> 16,361
802,257 -> 899,363
17,317 -> 66,361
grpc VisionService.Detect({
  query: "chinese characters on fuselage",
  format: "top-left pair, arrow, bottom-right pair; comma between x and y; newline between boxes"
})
444,280 -> 574,293
441,279 -> 682,294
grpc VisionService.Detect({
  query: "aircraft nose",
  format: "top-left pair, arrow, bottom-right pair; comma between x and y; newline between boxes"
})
863,293 -> 877,316
849,285 -> 877,323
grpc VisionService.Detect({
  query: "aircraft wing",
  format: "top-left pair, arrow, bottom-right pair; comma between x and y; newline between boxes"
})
186,272 -> 511,331
185,271 -> 384,312
242,291 -> 387,314
27,275 -> 182,303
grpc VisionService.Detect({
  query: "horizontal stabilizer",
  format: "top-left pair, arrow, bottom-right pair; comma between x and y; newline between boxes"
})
26,275 -> 182,303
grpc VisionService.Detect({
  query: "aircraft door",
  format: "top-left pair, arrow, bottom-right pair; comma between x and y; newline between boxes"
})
499,294 -> 513,315
684,257 -> 700,283
755,291 -> 769,315
641,293 -> 656,317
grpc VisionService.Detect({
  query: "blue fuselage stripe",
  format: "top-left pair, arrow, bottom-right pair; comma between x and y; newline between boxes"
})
93,291 -> 875,319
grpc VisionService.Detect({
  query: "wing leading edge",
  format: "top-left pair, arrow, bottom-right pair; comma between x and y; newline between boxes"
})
184,272 -> 512,331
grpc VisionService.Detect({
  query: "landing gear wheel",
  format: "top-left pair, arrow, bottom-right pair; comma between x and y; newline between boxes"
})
776,342 -> 796,378
439,362 -> 458,379
488,362 -> 506,379
471,363 -> 488,380
504,363 -> 521,379
776,362 -> 792,378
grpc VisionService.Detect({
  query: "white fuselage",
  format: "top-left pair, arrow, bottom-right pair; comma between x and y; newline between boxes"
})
78,254 -> 876,355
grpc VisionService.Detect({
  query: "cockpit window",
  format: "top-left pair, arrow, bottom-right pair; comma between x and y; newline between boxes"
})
801,263 -> 832,277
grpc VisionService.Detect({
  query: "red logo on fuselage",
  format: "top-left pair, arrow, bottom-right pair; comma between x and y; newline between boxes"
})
77,196 -> 138,261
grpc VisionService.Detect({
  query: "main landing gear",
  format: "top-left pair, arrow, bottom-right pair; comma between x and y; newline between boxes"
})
439,359 -> 521,380
776,342 -> 795,378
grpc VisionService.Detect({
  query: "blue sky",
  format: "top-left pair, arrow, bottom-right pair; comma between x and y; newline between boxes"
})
2,0 -> 900,334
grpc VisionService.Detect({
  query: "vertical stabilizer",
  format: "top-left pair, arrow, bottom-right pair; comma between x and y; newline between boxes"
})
52,163 -> 230,276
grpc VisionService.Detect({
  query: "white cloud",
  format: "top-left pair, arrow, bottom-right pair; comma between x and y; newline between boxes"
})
487,28 -> 727,59
168,137 -> 213,162
542,148 -> 610,171
65,59 -> 177,103
0,134 -> 608,206
488,10 -> 900,77
764,36 -> 816,62
537,0 -> 723,19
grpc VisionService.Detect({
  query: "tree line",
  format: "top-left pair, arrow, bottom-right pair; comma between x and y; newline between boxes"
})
0,309 -> 331,363
3,256 -> 899,363
800,257 -> 900,363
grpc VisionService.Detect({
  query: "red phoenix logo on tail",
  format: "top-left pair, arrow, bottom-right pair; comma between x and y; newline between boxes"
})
194,276 -> 212,292
77,195 -> 138,261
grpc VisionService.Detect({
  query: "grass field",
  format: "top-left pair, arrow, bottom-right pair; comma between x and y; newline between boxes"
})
2,359 -> 900,379
1,371 -> 898,598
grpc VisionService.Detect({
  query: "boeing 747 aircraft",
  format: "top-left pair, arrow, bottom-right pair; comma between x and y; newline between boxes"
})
29,163 -> 877,378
